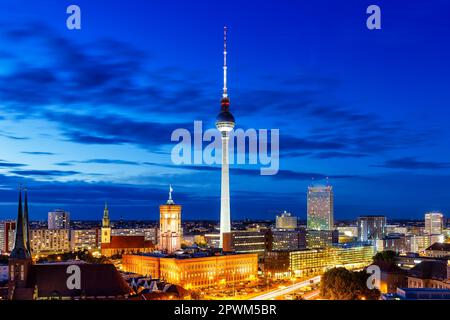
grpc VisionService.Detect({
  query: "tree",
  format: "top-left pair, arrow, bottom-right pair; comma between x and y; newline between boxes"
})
372,250 -> 396,264
320,267 -> 380,300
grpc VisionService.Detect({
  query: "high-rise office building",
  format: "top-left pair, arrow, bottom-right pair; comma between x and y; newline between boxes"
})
48,209 -> 70,230
276,211 -> 298,229
216,26 -> 235,248
159,186 -> 182,253
357,215 -> 386,242
307,185 -> 334,231
424,212 -> 444,235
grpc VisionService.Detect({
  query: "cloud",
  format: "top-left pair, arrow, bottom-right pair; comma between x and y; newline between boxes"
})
10,170 -> 80,177
21,151 -> 56,155
144,162 -> 360,181
0,22 -> 435,166
0,160 -> 26,168
60,159 -> 142,166
372,157 -> 450,170
0,130 -> 29,140
311,151 -> 368,159
44,112 -> 190,150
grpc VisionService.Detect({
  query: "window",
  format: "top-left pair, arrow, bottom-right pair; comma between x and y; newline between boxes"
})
20,264 -> 25,280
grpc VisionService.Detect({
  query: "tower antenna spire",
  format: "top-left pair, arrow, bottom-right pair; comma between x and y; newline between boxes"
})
223,25 -> 228,98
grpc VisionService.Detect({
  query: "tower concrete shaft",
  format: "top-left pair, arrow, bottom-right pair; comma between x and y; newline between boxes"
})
220,132 -> 231,248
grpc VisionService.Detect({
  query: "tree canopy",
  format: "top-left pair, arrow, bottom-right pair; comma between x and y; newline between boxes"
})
320,267 -> 380,300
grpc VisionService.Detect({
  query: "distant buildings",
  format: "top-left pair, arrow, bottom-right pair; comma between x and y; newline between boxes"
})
122,251 -> 258,289
159,186 -> 182,253
30,229 -> 70,254
275,211 -> 297,229
422,243 -> 450,259
307,185 -> 334,231
425,212 -> 444,235
101,203 -> 153,257
48,209 -> 70,230
272,229 -> 306,251
383,287 -> 450,300
407,260 -> 450,289
376,234 -> 444,254
263,244 -> 374,278
306,229 -> 339,249
7,189 -> 131,300
70,228 -> 101,251
357,215 -> 386,242
222,229 -> 272,256
0,220 -> 15,254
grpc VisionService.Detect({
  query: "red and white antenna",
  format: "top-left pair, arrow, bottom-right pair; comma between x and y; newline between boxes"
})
223,26 -> 228,98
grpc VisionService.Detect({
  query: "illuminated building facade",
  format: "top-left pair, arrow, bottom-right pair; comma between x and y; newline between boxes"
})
205,233 -> 220,248
159,186 -> 182,253
112,228 -> 158,244
0,220 -> 15,254
275,211 -> 297,229
264,245 -> 374,278
425,212 -> 444,235
70,228 -> 101,251
407,260 -> 450,289
272,229 -> 306,251
423,243 -> 450,258
122,252 -> 258,289
307,185 -> 334,231
222,229 -> 272,256
101,203 -> 111,245
357,215 -> 386,242
306,229 -> 339,249
100,203 -> 154,257
48,209 -> 70,230
30,229 -> 70,254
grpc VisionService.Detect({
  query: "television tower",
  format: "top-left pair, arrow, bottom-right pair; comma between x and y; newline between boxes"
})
216,26 -> 235,248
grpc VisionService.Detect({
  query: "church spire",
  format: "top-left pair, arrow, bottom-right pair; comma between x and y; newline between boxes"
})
10,187 -> 31,259
23,187 -> 31,256
102,202 -> 110,228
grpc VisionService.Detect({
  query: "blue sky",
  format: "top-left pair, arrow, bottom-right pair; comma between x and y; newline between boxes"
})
0,0 -> 449,221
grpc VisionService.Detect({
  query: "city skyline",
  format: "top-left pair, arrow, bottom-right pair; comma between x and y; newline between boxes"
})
0,0 -> 450,221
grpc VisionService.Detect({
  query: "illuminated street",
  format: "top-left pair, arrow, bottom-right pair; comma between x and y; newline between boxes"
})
250,276 -> 321,300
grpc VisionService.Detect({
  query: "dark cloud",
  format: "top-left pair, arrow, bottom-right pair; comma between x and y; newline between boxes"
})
10,170 -> 80,177
144,162 -> 360,181
311,151 -> 368,159
0,130 -> 29,140
62,159 -> 143,165
0,160 -> 26,168
0,22 -> 434,161
44,112 -> 189,150
0,23 -> 213,119
372,157 -> 450,170
21,151 -> 56,155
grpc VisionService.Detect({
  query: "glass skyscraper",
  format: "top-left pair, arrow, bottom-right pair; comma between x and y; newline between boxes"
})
307,185 -> 334,231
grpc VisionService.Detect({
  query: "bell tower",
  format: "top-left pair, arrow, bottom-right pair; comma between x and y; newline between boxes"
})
101,202 -> 111,244
159,186 -> 182,253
